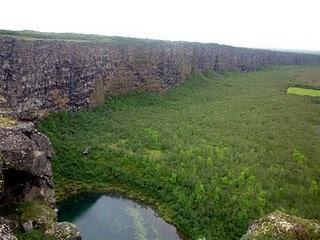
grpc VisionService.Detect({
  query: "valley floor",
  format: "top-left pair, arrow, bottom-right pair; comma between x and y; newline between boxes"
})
38,65 -> 320,240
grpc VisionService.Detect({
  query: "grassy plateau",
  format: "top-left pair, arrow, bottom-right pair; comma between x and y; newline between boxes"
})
38,65 -> 320,240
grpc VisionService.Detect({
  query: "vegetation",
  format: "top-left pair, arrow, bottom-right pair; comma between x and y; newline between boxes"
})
16,230 -> 55,240
0,29 -> 170,45
17,201 -> 56,225
0,201 -> 57,240
287,86 -> 320,97
38,65 -> 320,240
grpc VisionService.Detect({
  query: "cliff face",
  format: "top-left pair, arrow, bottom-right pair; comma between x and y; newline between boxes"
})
0,35 -> 319,118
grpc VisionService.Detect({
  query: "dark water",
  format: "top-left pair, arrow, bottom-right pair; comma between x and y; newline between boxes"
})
58,193 -> 182,240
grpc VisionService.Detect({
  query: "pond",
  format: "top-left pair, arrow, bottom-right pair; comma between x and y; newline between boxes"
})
58,193 -> 182,240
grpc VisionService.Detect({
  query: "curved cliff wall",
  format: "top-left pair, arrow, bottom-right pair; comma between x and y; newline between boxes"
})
0,35 -> 319,115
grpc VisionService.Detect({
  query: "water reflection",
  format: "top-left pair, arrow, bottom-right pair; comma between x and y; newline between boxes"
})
58,193 -> 181,240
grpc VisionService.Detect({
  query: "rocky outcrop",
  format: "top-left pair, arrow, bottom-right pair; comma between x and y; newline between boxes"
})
0,95 -> 81,239
0,33 -> 319,118
0,116 -> 82,239
46,222 -> 81,240
0,201 -> 81,240
241,211 -> 320,240
0,120 -> 55,205
0,217 -> 17,240
19,201 -> 57,231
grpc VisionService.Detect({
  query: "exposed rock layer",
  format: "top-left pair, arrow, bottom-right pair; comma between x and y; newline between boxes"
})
0,35 -> 319,117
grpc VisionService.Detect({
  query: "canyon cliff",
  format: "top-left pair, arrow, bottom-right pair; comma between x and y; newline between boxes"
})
0,32 -> 319,119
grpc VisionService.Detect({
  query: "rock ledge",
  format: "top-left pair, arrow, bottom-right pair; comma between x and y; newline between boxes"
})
241,211 -> 320,240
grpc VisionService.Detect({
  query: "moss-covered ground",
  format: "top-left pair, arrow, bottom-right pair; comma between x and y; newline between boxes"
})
0,201 -> 56,240
38,65 -> 320,240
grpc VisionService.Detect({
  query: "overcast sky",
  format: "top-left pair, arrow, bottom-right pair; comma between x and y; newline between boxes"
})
1,0 -> 319,51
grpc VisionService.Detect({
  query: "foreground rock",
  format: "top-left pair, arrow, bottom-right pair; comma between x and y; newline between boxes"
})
241,211 -> 320,240
0,112 -> 81,239
46,222 -> 81,240
0,217 -> 17,240
0,201 -> 81,240
0,121 -> 55,205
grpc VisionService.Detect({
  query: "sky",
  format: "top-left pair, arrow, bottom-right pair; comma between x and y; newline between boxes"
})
1,0 -> 319,51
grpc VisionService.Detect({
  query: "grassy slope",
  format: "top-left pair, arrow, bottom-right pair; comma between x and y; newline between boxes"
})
38,65 -> 320,240
0,29 -> 136,42
0,29 -> 182,45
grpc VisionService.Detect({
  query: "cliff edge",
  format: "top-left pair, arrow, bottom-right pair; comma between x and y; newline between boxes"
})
1,30 -> 319,119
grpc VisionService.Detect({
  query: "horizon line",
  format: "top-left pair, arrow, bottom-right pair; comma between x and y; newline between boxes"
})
1,28 -> 320,54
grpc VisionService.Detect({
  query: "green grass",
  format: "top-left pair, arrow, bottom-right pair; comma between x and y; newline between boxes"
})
0,201 -> 57,240
0,29 -> 173,45
287,87 -> 320,97
16,230 -> 56,240
38,65 -> 320,240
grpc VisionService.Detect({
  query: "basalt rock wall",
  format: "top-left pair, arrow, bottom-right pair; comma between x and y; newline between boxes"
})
0,35 -> 319,116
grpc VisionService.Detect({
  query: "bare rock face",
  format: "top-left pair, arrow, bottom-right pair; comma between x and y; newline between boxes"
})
46,222 -> 82,240
0,217 -> 18,240
0,121 -> 55,205
1,35 -> 319,119
241,211 -> 320,240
